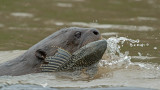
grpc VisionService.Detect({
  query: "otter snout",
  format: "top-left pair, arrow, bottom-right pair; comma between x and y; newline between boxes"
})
92,29 -> 99,35
90,29 -> 100,36
88,29 -> 101,40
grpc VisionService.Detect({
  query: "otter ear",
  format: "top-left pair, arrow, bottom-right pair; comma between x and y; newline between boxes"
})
35,49 -> 47,60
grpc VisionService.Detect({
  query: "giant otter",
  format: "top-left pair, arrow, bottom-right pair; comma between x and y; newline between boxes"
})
0,27 -> 101,76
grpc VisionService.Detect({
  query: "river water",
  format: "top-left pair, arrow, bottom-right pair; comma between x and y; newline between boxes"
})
0,36 -> 160,89
0,0 -> 160,90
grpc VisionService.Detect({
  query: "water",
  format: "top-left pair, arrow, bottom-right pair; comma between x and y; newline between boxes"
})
0,37 -> 160,89
0,0 -> 160,89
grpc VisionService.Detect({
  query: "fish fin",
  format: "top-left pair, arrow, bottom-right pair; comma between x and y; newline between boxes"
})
41,48 -> 72,72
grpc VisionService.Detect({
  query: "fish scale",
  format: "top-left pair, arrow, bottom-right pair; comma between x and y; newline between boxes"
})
41,40 -> 107,73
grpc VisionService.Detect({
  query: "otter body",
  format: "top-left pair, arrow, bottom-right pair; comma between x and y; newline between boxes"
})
0,27 -> 101,76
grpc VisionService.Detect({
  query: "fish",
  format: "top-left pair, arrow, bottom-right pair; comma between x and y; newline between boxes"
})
41,40 -> 107,75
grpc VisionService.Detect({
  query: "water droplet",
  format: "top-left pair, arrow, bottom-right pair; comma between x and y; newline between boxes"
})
95,20 -> 98,23
130,43 -> 133,47
136,39 -> 140,43
138,52 -> 142,56
146,43 -> 149,46
133,44 -> 136,46
154,47 -> 157,50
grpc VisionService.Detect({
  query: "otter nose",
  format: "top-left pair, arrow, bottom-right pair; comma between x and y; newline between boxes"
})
92,30 -> 99,35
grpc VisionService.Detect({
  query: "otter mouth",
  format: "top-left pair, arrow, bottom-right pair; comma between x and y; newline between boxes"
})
78,36 -> 102,49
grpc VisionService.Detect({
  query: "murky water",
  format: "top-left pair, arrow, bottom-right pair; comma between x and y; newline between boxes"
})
0,0 -> 160,89
0,37 -> 160,89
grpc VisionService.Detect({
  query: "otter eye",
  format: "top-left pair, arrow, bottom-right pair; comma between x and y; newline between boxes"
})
74,31 -> 81,38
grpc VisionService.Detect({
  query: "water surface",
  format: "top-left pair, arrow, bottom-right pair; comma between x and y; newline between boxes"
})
0,0 -> 160,89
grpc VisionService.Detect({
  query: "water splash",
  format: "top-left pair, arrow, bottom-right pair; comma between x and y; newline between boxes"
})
100,37 -> 138,67
106,37 -> 139,57
99,37 -> 159,70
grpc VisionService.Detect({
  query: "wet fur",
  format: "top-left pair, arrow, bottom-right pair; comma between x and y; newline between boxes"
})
0,27 -> 101,76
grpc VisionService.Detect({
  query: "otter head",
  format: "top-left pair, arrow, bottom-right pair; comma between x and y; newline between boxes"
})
35,27 -> 101,61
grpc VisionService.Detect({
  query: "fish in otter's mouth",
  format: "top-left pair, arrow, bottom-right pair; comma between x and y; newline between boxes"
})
40,40 -> 107,76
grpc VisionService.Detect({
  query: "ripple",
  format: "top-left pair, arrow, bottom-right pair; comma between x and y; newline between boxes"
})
11,12 -> 34,18
8,27 -> 54,31
53,22 -> 154,31
0,50 -> 26,63
70,22 -> 154,31
57,3 -> 72,8
131,56 -> 158,60
0,24 -> 4,27
101,32 -> 118,36
130,17 -> 158,21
